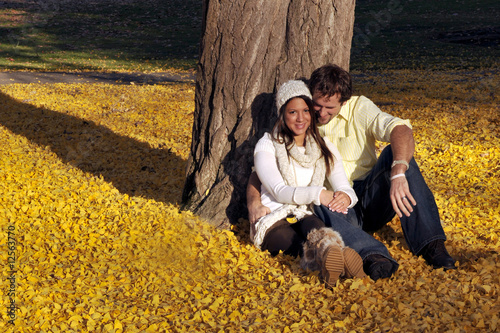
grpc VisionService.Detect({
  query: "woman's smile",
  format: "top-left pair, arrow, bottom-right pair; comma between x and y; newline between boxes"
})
284,97 -> 311,146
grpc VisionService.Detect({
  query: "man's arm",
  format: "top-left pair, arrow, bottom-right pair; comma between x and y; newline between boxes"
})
389,125 -> 417,217
390,124 -> 414,166
246,172 -> 270,224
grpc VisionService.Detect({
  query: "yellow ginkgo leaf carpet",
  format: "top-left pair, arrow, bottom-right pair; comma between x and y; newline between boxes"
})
0,70 -> 498,332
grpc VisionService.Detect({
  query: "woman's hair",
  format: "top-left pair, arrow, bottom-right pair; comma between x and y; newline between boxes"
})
308,64 -> 352,104
272,95 -> 334,175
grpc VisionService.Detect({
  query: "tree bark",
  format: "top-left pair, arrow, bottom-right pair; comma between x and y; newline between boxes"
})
182,0 -> 356,228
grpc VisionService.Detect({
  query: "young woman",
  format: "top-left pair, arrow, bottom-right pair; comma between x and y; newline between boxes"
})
251,80 -> 365,286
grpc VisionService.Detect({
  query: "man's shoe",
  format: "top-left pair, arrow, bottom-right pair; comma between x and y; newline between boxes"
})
363,254 -> 395,281
419,240 -> 456,270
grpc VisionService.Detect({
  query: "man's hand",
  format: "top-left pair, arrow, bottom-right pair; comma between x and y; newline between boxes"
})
248,204 -> 271,224
390,176 -> 416,217
389,125 -> 417,217
246,172 -> 269,224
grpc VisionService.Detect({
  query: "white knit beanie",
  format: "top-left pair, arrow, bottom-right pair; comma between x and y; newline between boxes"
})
276,80 -> 312,114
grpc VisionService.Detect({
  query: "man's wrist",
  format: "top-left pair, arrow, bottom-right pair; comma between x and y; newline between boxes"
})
391,163 -> 407,176
391,160 -> 409,171
390,173 -> 406,181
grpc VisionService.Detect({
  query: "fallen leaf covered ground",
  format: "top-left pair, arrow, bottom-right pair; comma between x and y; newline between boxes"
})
0,69 -> 499,332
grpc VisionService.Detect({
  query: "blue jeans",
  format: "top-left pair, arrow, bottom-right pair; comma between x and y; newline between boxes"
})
314,205 -> 399,275
352,145 -> 446,255
314,145 -> 446,275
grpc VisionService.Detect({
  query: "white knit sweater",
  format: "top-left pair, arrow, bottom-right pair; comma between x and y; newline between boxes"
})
252,133 -> 357,248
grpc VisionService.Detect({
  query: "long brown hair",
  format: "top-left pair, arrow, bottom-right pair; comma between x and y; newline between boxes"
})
272,96 -> 334,174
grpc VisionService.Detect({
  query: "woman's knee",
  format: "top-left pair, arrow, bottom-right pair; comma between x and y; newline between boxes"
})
262,224 -> 301,257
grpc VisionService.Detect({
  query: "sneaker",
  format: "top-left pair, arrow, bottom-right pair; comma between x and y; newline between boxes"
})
419,240 -> 456,270
342,248 -> 367,279
363,254 -> 395,281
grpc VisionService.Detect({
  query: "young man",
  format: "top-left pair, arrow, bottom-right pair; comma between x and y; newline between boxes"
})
247,64 -> 455,280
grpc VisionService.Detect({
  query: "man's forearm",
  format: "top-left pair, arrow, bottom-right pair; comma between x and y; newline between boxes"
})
247,171 -> 263,207
390,125 -> 415,175
247,172 -> 270,224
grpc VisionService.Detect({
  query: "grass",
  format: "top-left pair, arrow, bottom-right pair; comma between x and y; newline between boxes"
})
0,0 -> 498,73
0,0 -> 201,72
351,0 -> 499,70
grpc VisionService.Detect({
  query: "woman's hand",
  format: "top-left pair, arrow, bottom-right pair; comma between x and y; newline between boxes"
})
324,190 -> 351,214
319,189 -> 335,207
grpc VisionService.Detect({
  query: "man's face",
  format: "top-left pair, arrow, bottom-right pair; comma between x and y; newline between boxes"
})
312,92 -> 344,125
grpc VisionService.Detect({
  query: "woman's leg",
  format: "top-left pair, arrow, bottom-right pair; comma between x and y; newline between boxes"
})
261,214 -> 325,257
260,219 -> 302,257
290,214 -> 326,240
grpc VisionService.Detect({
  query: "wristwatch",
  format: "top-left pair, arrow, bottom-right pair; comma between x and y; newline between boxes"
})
391,160 -> 409,170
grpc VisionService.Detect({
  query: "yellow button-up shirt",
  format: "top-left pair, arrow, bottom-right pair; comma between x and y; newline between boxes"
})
318,96 -> 412,185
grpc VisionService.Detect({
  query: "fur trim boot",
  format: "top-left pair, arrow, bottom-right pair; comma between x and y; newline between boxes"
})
342,247 -> 366,279
301,227 -> 345,286
301,228 -> 366,285
300,239 -> 322,272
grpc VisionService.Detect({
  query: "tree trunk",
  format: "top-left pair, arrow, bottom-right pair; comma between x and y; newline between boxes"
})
182,0 -> 356,228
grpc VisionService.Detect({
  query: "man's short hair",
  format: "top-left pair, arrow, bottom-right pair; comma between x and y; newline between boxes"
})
308,64 -> 352,103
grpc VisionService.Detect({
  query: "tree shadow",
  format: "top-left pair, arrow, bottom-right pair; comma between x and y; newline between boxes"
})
0,91 -> 186,205
223,92 -> 276,239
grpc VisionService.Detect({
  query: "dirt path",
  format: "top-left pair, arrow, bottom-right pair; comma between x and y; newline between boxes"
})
0,71 -> 195,85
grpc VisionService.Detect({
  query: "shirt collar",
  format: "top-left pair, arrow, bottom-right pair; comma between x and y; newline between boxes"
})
336,98 -> 351,120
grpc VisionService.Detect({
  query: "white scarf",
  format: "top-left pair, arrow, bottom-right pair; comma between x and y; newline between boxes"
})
251,133 -> 327,249
273,134 -> 326,188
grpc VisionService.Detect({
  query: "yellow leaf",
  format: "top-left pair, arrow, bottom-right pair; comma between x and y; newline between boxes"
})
114,319 -> 123,330
289,283 -> 305,292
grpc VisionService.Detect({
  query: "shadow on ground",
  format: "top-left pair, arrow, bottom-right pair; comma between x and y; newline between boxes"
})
0,91 -> 186,205
0,71 -> 195,85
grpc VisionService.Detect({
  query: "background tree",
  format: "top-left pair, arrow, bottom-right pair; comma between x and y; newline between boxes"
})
182,0 -> 356,228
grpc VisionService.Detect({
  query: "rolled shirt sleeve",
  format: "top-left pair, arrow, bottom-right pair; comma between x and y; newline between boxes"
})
319,96 -> 412,184
365,100 -> 412,142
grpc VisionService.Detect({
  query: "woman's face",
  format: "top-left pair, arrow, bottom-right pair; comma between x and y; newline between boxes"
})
284,97 -> 311,145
